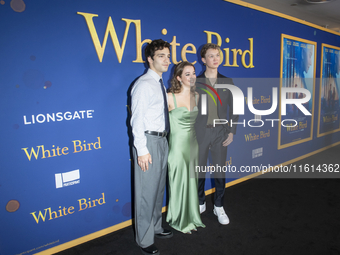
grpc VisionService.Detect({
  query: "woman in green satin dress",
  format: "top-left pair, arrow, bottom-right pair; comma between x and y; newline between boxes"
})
166,61 -> 205,234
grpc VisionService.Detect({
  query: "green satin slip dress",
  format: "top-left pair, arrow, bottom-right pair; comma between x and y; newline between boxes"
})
166,93 -> 205,233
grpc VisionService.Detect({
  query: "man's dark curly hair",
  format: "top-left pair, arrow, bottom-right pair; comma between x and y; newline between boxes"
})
145,39 -> 171,66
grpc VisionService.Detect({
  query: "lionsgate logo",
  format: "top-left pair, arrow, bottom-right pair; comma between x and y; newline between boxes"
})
198,83 -> 312,128
23,110 -> 94,125
55,169 -> 80,189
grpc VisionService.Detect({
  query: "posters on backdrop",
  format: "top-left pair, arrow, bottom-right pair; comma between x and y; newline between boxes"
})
278,34 -> 316,149
317,44 -> 340,137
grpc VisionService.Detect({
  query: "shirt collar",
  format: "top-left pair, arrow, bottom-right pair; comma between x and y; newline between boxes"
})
148,68 -> 162,82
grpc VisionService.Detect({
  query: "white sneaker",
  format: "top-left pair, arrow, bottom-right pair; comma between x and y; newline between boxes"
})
213,205 -> 230,225
199,202 -> 206,214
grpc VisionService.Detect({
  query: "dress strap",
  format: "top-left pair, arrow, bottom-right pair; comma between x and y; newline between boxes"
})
195,93 -> 198,106
172,92 -> 178,108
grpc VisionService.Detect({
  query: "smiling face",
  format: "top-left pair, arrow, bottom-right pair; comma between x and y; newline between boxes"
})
148,47 -> 171,76
202,48 -> 220,69
177,65 -> 196,88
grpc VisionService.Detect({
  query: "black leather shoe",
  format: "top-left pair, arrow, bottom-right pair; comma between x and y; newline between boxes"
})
140,244 -> 159,255
155,229 -> 173,239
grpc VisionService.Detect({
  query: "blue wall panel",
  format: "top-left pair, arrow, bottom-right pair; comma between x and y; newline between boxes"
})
1,0 -> 339,254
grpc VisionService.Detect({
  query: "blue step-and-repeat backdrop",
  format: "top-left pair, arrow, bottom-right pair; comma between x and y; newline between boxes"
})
1,0 -> 340,254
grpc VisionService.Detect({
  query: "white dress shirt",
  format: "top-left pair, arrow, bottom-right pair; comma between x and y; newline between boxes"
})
131,69 -> 167,156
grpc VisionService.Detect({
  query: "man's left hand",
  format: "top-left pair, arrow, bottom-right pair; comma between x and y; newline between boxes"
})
222,133 -> 233,147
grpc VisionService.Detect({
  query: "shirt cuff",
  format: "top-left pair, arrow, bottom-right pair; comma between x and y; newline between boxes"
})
137,147 -> 149,157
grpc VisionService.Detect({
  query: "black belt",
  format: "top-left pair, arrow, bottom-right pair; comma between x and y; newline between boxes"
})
145,130 -> 168,137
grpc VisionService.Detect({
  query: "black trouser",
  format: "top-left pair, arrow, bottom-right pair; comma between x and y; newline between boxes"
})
197,125 -> 228,207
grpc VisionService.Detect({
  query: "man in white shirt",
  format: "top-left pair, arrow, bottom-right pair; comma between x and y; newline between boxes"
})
130,39 -> 172,255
